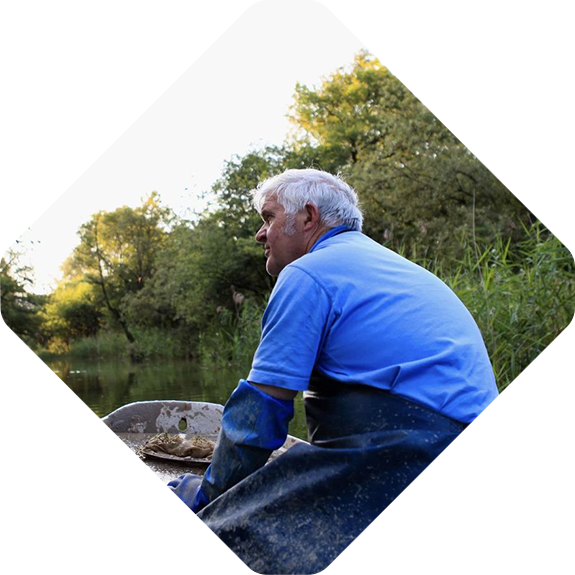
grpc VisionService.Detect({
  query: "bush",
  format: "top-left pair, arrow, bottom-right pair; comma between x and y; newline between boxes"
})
198,298 -> 265,371
432,224 -> 574,391
197,224 -> 575,392
68,331 -> 129,358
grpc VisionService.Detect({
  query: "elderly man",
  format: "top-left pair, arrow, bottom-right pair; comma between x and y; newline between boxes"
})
169,169 -> 498,573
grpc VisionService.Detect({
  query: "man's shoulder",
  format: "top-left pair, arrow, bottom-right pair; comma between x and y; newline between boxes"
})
292,231 -> 390,274
276,232 -> 384,299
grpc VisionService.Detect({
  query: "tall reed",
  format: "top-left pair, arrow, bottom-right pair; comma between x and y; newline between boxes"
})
429,225 -> 574,391
199,225 -> 575,392
198,298 -> 265,371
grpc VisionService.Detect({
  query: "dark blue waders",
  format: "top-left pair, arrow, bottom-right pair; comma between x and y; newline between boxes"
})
195,374 -> 466,574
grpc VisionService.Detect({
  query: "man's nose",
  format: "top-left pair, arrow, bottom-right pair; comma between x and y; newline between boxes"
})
255,224 -> 267,244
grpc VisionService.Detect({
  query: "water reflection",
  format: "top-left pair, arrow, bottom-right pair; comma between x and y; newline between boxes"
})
45,357 -> 308,439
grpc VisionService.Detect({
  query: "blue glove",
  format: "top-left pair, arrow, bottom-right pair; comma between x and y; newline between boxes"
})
193,379 -> 294,513
167,473 -> 207,511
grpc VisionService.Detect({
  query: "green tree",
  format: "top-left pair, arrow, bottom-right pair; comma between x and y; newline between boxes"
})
128,213 -> 268,340
125,152 -> 289,349
213,147 -> 287,234
66,192 -> 171,343
1,249 -> 46,347
289,51 -> 398,169
42,278 -> 102,346
289,50 -> 533,260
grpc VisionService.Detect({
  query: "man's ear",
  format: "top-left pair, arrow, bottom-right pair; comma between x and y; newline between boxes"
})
303,202 -> 320,229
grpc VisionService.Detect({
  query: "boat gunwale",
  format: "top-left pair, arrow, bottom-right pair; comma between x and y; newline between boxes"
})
103,399 -> 306,452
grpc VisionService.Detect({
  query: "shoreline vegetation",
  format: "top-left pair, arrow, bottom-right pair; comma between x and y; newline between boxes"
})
2,51 -> 574,394
32,226 -> 575,392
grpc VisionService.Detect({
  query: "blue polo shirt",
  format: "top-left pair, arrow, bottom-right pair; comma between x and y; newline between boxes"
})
248,227 -> 498,423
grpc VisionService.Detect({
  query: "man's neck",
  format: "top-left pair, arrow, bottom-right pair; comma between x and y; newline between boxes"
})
305,225 -> 333,254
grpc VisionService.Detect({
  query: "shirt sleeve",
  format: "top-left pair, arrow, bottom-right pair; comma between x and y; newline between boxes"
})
248,265 -> 334,391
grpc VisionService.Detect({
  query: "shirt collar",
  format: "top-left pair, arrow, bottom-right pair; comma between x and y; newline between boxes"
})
309,225 -> 352,253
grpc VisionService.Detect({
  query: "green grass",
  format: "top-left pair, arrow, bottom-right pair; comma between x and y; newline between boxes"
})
198,224 -> 575,393
198,298 -> 264,371
58,327 -> 191,361
425,225 -> 575,391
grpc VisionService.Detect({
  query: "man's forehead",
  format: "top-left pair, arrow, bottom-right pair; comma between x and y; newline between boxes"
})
261,195 -> 283,213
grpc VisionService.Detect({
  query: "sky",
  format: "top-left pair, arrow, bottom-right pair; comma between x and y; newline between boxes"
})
8,3 -> 364,293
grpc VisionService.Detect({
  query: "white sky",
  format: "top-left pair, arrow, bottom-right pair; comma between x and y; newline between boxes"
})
11,4 -> 364,293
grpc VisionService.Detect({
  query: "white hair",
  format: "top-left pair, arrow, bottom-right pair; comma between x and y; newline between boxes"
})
252,168 -> 363,234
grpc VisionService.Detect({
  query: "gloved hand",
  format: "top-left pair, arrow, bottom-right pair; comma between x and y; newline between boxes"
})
193,379 -> 294,513
167,473 -> 204,511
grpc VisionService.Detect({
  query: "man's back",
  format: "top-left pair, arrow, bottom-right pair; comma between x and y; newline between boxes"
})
249,228 -> 498,423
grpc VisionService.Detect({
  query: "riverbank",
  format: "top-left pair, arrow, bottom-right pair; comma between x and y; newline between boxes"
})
38,304 -> 262,371
36,226 -> 575,394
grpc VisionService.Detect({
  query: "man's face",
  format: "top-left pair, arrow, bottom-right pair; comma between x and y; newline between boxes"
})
255,195 -> 307,276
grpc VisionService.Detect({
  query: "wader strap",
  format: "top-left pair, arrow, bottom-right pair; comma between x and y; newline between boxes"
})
304,371 -> 466,444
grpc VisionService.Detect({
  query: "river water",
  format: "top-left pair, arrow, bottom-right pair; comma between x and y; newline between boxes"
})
45,356 -> 309,440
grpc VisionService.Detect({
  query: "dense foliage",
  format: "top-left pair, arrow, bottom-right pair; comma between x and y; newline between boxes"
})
1,51 -> 573,392
1,250 -> 47,347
